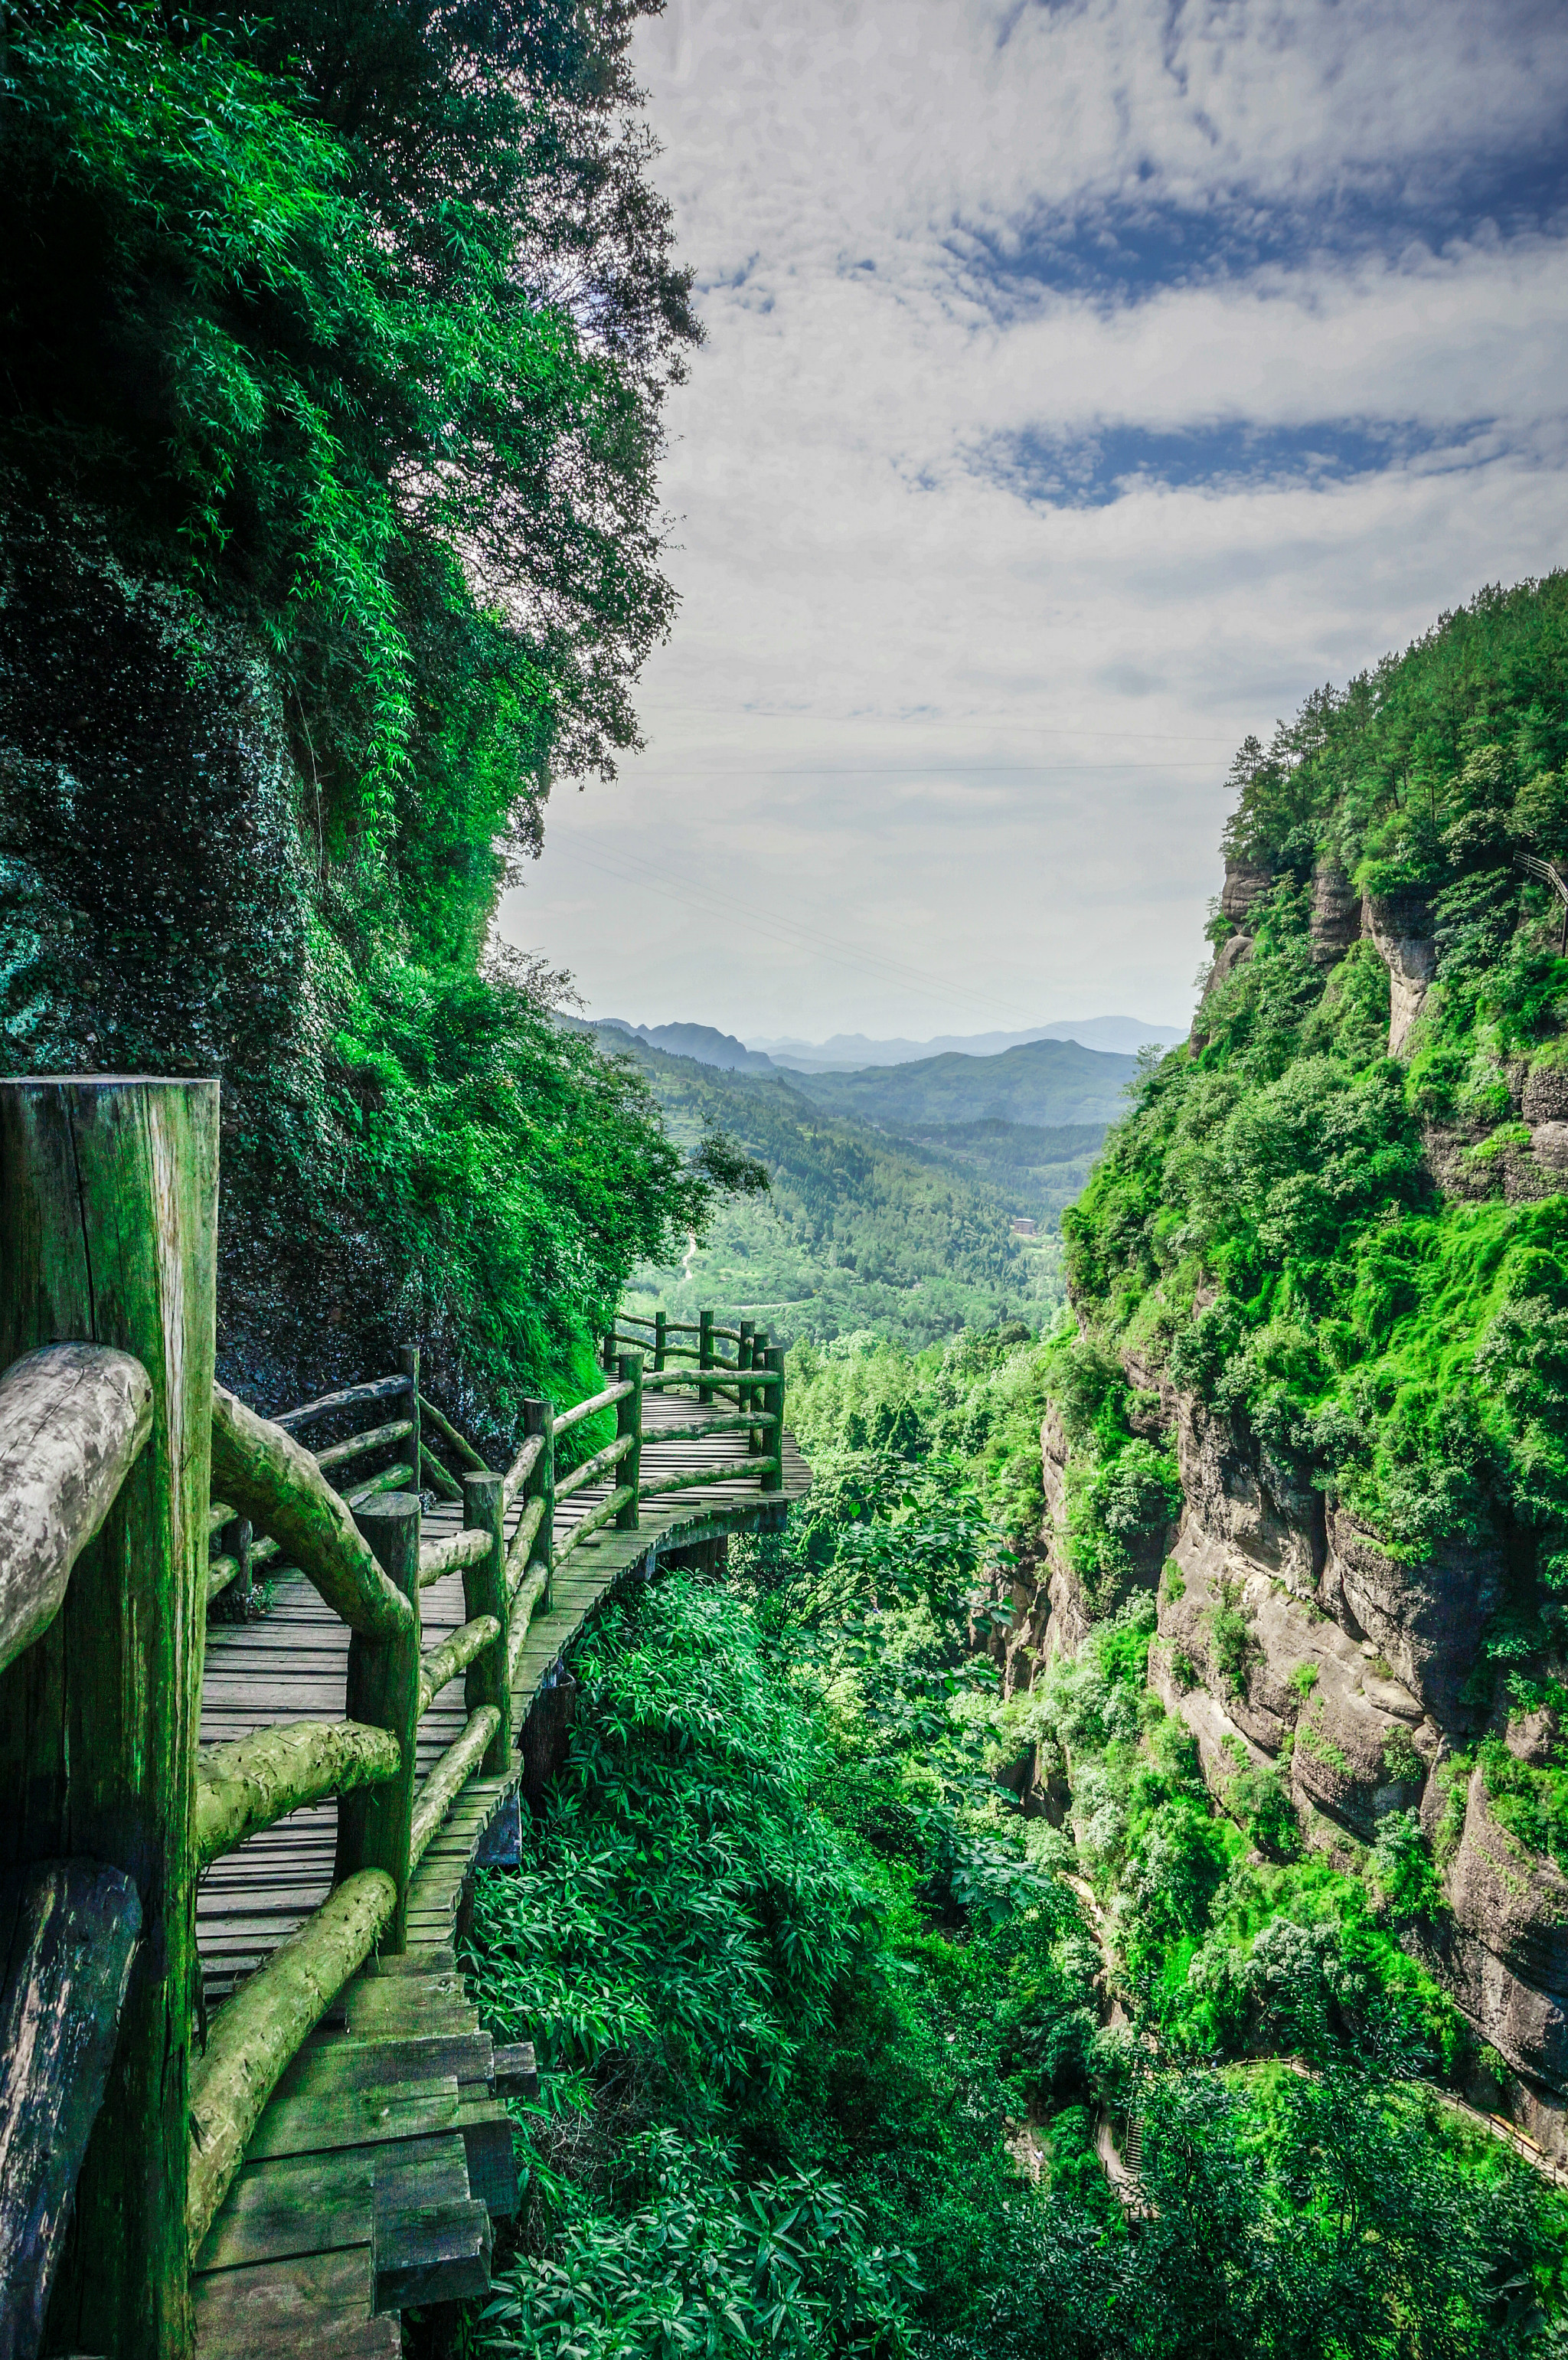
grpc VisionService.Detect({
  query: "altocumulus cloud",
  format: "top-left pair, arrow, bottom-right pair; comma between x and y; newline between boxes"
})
501,0 -> 1568,1043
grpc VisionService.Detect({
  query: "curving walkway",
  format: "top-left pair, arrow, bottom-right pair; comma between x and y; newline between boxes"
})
191,1389 -> 809,2355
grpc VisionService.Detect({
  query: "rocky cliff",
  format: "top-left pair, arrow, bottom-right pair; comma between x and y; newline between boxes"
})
1007,578 -> 1568,2155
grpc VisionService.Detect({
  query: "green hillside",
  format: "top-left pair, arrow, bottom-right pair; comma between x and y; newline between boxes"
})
591,1032 -> 1067,1344
903,1116 -> 1108,1217
786,1035 -> 1138,1126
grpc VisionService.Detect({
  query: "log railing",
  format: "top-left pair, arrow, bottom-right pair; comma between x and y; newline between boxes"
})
0,1075 -> 793,2358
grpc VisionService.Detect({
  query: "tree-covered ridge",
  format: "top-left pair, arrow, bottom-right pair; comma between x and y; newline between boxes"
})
0,0 -> 725,1424
1062,578 -> 1568,1662
599,1035 -> 1070,1345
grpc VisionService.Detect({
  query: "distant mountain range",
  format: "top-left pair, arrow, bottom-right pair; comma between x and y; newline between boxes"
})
785,1036 -> 1139,1129
595,1014 -> 1182,1076
598,1020 -> 775,1072
750,1016 -> 1184,1068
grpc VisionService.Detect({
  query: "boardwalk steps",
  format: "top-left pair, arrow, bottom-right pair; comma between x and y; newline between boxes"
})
189,1391 -> 808,2355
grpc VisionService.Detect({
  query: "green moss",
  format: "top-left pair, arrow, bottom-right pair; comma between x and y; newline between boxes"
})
1479,1738 -> 1568,1875
1295,1714 -> 1351,1777
1289,1662 -> 1319,1700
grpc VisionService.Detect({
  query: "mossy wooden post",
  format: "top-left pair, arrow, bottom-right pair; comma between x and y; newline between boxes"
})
462,1470 -> 509,1774
335,1494 -> 421,1952
398,1342 -> 421,1495
601,1325 -> 617,1374
616,1354 -> 643,1530
762,1346 -> 785,1493
523,1397 -> 554,1609
653,1309 -> 667,1372
698,1308 -> 714,1406
0,1076 -> 218,2360
223,1512 -> 253,1610
738,1319 -> 756,1452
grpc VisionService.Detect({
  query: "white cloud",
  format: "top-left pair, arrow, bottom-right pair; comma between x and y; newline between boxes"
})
500,0 -> 1568,1041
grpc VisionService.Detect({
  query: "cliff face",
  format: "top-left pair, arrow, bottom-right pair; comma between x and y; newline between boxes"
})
1018,578 -> 1568,2152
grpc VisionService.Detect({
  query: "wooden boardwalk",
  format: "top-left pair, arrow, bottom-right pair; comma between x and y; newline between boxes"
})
190,1391 -> 808,2355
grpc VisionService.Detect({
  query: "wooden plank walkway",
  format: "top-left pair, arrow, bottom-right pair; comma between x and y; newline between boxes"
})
191,1390 -> 808,2355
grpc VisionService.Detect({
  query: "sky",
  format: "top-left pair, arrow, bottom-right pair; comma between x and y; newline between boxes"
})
497,0 -> 1568,1044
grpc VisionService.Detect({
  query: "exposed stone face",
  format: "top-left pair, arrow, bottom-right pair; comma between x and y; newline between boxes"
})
1326,1509 -> 1504,1729
1522,1064 -> 1568,1123
1361,891 -> 1437,1057
1310,858 -> 1361,965
1176,1394 -> 1323,1600
1220,858 -> 1273,926
1530,1120 -> 1568,1175
1448,1770 -> 1568,2002
1403,1918 -> 1568,2097
1156,1519 -> 1427,1842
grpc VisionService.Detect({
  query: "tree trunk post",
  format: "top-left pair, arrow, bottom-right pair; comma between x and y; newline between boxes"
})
223,1512 -> 253,1611
762,1347 -> 786,1493
462,1471 -> 509,1775
0,1075 -> 218,2360
738,1319 -> 756,1450
523,1397 -> 554,1610
397,1343 -> 420,1496
698,1309 -> 714,1406
653,1309 -> 667,1373
335,1494 -> 421,1952
616,1355 -> 643,1530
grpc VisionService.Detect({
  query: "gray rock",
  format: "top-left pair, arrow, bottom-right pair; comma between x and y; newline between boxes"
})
1156,1523 -> 1421,1840
1177,1394 -> 1323,1600
1362,891 -> 1437,1057
1522,1063 -> 1568,1123
1447,1769 -> 1568,2000
1530,1120 -> 1568,1173
1221,859 -> 1273,926
1310,859 -> 1361,966
1326,1508 -> 1503,1728
1403,1917 -> 1568,2097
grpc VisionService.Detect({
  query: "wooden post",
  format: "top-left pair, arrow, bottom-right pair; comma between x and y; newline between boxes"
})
0,1075 -> 218,2360
751,1326 -> 769,1450
654,1309 -> 667,1373
524,1397 -> 554,1610
398,1343 -> 421,1496
616,1355 -> 642,1530
601,1325 -> 617,1374
462,1471 -> 509,1776
223,1513 -> 253,1610
762,1346 -> 785,1493
738,1319 -> 756,1451
698,1308 -> 714,1406
335,1494 -> 421,1953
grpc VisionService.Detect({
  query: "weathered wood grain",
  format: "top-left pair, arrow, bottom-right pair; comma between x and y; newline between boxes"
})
0,1076 -> 217,2360
0,1346 -> 153,1677
334,1501 -> 421,1950
211,1391 -> 413,1643
188,1871 -> 397,2260
194,1724 -> 400,1869
0,1860 -> 141,2360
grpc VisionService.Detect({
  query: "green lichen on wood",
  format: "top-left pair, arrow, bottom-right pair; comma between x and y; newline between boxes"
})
194,1720 -> 400,1868
186,1869 -> 396,2260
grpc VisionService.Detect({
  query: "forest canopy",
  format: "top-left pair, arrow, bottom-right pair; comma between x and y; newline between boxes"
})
0,0 -> 724,1423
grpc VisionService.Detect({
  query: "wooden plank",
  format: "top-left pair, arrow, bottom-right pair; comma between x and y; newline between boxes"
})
242,2077 -> 462,2163
374,2196 -> 492,2310
276,2032 -> 492,2100
193,2154 -> 374,2275
191,2244 -> 391,2356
